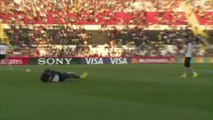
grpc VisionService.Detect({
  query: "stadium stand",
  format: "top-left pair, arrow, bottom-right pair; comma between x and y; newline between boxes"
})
0,0 -> 212,57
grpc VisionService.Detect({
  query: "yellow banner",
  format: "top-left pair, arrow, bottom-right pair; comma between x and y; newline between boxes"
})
208,57 -> 213,63
195,57 -> 204,63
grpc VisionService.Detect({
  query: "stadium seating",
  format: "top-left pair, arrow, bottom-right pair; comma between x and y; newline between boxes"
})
0,0 -> 212,57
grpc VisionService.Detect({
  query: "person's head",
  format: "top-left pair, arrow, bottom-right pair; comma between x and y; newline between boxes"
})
40,68 -> 53,82
41,74 -> 50,82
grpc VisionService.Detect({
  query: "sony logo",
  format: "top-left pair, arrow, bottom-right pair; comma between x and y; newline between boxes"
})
38,58 -> 73,65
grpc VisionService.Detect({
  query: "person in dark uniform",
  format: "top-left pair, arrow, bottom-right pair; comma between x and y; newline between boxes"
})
40,68 -> 88,82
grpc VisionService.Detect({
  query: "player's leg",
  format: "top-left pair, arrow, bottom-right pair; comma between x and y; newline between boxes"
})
80,72 -> 88,79
180,68 -> 187,78
189,67 -> 198,78
187,57 -> 198,78
66,72 -> 88,79
181,57 -> 198,78
0,54 -> 12,71
180,57 -> 189,78
66,72 -> 81,79
5,56 -> 13,71
58,72 -> 88,82
0,55 -> 3,71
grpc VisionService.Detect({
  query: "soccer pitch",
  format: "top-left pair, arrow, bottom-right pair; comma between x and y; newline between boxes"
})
0,64 -> 213,120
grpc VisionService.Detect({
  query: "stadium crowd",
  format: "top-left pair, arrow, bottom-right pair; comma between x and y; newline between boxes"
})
0,0 -> 212,57
1,0 -> 212,25
186,0 -> 212,25
1,0 -> 186,25
4,24 -> 207,57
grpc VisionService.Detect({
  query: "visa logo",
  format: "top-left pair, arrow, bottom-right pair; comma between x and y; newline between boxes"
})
110,58 -> 128,64
85,58 -> 104,64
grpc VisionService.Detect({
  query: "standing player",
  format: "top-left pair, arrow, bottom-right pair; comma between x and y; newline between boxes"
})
0,41 -> 12,70
180,40 -> 198,78
0,42 -> 9,61
40,68 -> 88,82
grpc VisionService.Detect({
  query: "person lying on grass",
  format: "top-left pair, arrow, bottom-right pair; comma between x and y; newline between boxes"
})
40,68 -> 88,82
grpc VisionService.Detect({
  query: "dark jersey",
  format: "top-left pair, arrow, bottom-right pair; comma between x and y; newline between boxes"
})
40,69 -> 75,82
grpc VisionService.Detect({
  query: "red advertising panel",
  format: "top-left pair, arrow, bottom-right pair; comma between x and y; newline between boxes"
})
0,57 -> 29,65
130,56 -> 176,64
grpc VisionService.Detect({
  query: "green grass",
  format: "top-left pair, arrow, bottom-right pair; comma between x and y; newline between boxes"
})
0,64 -> 213,120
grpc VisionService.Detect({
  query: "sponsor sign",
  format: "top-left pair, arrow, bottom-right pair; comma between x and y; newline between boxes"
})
29,57 -> 81,65
208,57 -> 213,63
3,56 -> 212,65
131,57 -> 176,64
178,57 -> 211,63
195,57 -> 204,63
81,57 -> 130,64
0,57 -> 29,65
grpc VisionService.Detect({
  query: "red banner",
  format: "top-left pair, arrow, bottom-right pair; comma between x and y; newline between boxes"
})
130,56 -> 176,64
0,57 -> 29,65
